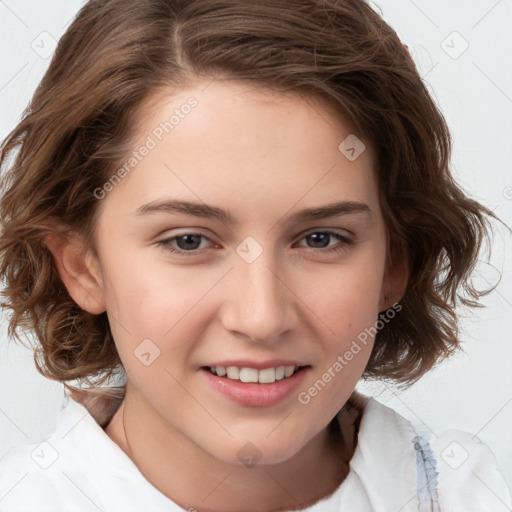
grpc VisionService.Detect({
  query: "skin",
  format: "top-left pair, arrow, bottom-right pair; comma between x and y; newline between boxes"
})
46,79 -> 408,512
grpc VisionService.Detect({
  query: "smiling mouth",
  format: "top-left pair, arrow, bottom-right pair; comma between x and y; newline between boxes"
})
203,365 -> 309,384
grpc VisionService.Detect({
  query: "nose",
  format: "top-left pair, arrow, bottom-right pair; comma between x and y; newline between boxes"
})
220,244 -> 297,344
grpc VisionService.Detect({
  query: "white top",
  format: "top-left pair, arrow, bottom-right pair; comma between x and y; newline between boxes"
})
0,392 -> 510,512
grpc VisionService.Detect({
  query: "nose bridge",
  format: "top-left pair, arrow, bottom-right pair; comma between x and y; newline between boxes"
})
224,237 -> 293,341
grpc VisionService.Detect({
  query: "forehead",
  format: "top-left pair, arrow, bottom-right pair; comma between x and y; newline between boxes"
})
135,79 -> 360,148
98,79 -> 379,224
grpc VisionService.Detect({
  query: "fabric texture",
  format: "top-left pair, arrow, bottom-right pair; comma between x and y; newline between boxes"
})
0,391 -> 510,512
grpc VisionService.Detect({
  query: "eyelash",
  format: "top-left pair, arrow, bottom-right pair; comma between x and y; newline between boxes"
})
156,230 -> 354,257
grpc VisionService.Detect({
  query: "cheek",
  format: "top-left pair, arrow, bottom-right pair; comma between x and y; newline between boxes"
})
299,253 -> 385,345
100,251 -> 214,351
101,251 -> 222,368
294,261 -> 383,418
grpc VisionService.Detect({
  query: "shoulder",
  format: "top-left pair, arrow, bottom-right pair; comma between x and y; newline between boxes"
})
426,428 -> 512,511
0,397 -> 106,511
335,392 -> 511,511
0,443 -> 65,511
0,394 -> 178,512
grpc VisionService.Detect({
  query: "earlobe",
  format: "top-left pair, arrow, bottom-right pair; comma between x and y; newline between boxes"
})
44,230 -> 106,315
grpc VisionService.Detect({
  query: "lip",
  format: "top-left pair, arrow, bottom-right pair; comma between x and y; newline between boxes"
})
201,365 -> 310,407
204,359 -> 305,370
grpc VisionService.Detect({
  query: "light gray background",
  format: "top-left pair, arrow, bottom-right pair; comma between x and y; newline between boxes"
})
1,0 -> 511,498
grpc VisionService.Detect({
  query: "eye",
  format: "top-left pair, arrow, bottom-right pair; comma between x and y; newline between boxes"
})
295,230 -> 354,254
157,233 -> 213,257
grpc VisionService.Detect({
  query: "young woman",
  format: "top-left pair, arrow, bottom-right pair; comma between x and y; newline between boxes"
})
0,0 -> 510,510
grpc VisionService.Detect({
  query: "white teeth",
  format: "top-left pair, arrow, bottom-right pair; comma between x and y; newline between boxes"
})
210,365 -> 301,383
258,368 -> 276,384
284,366 -> 295,378
226,366 -> 240,379
239,368 -> 259,383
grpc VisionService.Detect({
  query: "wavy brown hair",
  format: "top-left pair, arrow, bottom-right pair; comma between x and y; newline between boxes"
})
0,0 -> 502,417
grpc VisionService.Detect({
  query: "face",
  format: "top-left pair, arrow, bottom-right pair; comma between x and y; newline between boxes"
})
76,80 -> 403,466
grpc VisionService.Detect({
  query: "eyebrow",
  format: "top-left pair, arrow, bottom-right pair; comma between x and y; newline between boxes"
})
134,199 -> 372,225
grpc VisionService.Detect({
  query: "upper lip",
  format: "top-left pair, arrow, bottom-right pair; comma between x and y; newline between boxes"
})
203,360 -> 309,370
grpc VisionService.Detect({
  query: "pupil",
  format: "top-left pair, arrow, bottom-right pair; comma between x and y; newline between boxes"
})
308,233 -> 329,248
178,234 -> 201,250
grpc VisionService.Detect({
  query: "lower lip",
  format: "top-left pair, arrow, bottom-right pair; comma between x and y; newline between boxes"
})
201,367 -> 309,407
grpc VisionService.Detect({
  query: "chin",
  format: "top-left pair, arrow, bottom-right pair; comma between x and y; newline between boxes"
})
206,435 -> 307,468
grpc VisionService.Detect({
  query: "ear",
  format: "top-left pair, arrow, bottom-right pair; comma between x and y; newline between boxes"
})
379,236 -> 409,312
44,229 -> 106,315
